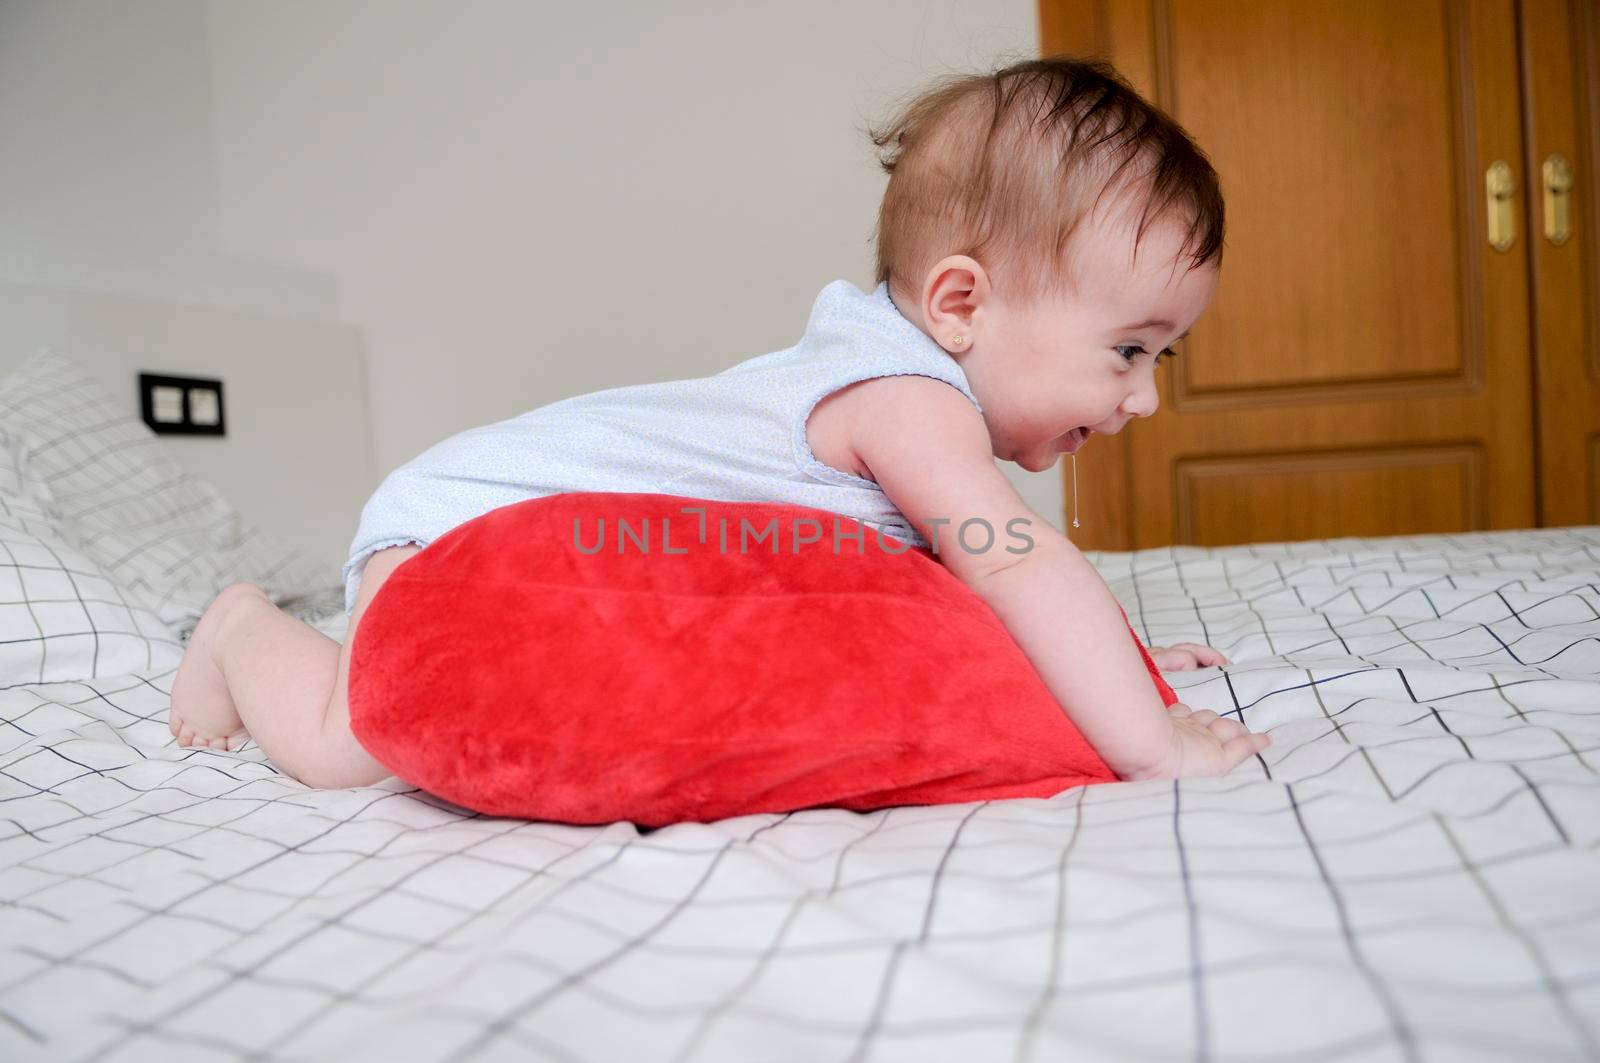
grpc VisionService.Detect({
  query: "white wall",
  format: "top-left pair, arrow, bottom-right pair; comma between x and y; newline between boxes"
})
0,0 -> 338,316
1,0 -> 1068,536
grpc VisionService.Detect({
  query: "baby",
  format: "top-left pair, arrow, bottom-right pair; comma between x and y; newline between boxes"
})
169,54 -> 1271,790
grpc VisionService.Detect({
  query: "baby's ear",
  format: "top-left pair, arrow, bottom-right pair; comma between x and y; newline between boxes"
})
921,255 -> 991,349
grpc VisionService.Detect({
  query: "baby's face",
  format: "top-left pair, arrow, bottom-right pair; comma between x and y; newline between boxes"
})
960,215 -> 1219,472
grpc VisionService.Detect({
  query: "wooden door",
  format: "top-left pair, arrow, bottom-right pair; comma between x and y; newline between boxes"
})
1040,0 -> 1546,549
1522,0 -> 1600,526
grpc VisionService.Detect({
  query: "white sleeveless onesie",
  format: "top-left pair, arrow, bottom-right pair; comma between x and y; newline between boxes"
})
341,279 -> 985,613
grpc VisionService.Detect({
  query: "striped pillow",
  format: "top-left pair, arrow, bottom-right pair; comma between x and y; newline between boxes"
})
0,348 -> 336,638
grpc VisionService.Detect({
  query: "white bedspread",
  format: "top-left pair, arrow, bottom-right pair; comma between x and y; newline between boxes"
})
2,527 -> 1597,1062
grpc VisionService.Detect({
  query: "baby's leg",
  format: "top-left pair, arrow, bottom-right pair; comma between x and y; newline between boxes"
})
169,544 -> 423,789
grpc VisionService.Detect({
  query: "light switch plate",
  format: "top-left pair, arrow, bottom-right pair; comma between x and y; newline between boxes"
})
139,373 -> 226,436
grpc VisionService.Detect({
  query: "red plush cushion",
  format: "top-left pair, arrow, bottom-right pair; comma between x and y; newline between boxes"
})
347,492 -> 1177,826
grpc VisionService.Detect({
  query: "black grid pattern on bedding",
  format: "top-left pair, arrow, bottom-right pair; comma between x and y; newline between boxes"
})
0,527 -> 1596,1062
0,437 -> 181,684
0,350 -> 336,638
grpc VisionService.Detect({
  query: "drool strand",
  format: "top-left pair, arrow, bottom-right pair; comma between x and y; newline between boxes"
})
1071,453 -> 1080,528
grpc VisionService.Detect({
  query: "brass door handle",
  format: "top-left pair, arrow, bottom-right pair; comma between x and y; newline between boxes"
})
1542,154 -> 1573,246
1486,160 -> 1516,252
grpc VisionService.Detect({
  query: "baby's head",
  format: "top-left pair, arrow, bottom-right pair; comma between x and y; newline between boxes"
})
867,55 -> 1225,470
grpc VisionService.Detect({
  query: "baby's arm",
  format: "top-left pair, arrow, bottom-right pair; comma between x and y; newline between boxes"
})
844,376 -> 1268,779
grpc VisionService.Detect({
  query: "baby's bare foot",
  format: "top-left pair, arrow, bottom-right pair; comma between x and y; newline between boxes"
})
169,583 -> 267,751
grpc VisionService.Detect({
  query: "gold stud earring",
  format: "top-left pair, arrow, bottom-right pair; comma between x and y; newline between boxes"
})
952,335 -> 965,346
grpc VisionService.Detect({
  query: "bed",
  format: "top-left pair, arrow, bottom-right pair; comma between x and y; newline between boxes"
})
1,305 -> 1598,1062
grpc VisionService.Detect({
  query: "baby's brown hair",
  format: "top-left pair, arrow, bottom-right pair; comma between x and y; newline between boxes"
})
869,54 -> 1225,306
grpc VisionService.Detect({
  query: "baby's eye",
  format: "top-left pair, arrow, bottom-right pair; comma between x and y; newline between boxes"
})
1115,345 -> 1174,365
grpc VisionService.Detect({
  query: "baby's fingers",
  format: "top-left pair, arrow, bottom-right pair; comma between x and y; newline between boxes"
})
1221,731 -> 1272,771
1172,642 -> 1229,667
1206,715 -> 1248,742
1175,706 -> 1253,745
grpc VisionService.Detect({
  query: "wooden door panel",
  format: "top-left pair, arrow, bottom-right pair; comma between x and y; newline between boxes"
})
1174,0 -> 1464,394
1175,445 -> 1484,543
1041,0 -> 1538,549
1522,0 -> 1600,525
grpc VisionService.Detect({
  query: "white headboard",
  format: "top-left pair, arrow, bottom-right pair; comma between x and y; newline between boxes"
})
0,281 -> 376,569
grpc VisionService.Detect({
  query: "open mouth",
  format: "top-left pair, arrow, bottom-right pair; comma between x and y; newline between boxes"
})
1062,426 -> 1093,454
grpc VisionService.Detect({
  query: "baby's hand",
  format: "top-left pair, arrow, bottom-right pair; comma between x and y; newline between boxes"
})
1148,642 -> 1229,671
1118,703 -> 1271,781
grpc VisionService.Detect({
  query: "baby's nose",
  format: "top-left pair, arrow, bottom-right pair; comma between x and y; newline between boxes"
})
1122,379 -> 1160,418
